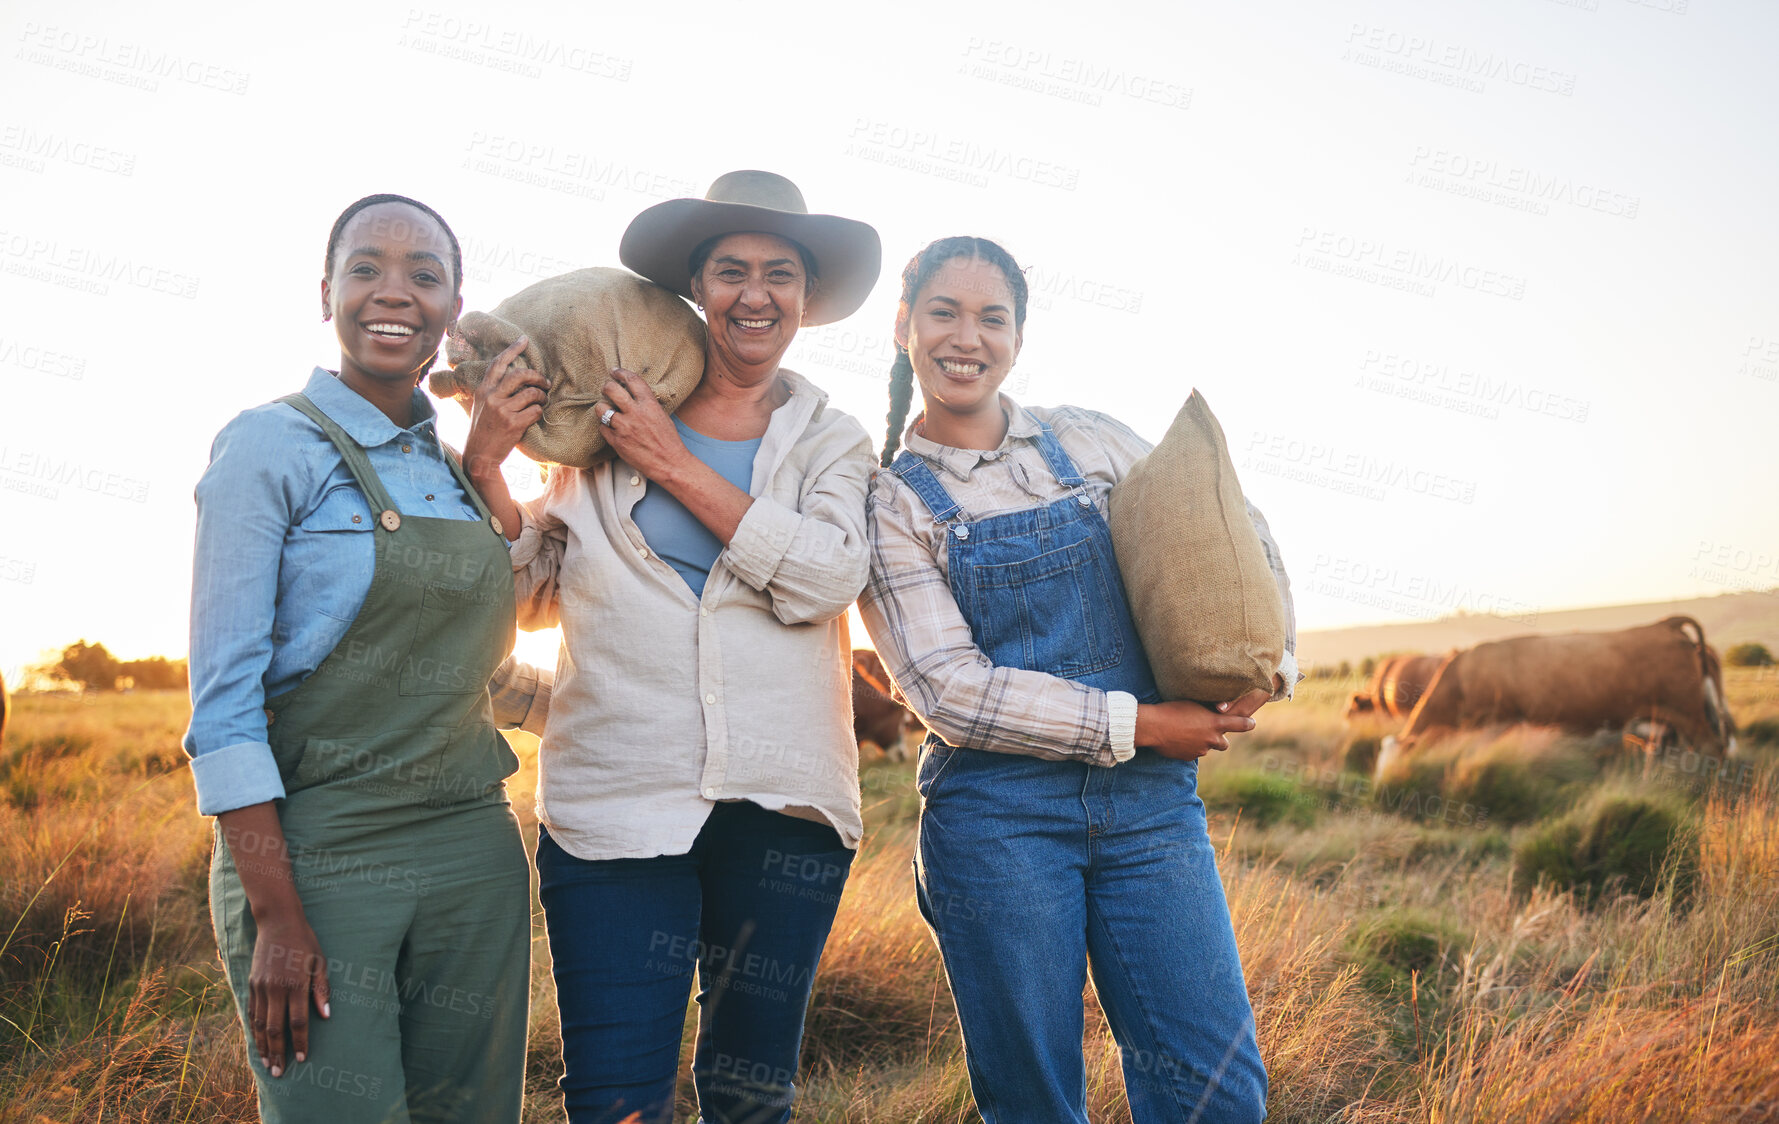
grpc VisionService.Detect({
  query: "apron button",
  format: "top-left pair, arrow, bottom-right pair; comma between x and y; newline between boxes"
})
490,515 -> 504,537
954,524 -> 970,540
1077,494 -> 1092,507
379,509 -> 401,532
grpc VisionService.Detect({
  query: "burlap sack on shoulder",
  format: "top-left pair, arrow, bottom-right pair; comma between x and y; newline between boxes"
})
1108,391 -> 1285,701
431,267 -> 706,468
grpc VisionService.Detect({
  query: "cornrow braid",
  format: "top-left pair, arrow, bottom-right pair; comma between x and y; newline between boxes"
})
324,193 -> 463,298
879,236 -> 1030,466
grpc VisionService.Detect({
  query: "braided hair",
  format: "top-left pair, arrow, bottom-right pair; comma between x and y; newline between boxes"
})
880,236 -> 1029,467
323,194 -> 464,378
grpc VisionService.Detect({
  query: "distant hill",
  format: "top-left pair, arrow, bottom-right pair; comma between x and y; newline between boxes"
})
1297,589 -> 1779,669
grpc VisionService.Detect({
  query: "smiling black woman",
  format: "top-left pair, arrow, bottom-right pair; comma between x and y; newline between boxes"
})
187,194 -> 545,1124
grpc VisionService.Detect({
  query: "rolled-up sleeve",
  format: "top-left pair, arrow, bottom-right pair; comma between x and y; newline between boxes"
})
184,414 -> 294,816
509,473 -> 574,631
858,481 -> 1117,766
723,432 -> 872,625
488,654 -> 552,736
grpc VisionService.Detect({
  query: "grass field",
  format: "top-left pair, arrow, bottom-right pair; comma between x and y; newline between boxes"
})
2,670 -> 1777,1122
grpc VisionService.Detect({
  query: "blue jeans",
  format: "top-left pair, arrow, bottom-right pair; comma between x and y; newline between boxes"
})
536,802 -> 853,1124
916,742 -> 1268,1124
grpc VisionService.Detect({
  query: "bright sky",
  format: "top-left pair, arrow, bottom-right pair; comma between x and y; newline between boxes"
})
2,0 -> 1775,682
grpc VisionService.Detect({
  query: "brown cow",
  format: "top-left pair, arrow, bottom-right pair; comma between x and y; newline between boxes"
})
1392,616 -> 1737,758
852,649 -> 922,762
1346,654 -> 1444,721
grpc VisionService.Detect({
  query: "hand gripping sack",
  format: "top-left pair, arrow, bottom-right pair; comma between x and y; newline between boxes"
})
1108,391 -> 1286,701
431,267 -> 706,468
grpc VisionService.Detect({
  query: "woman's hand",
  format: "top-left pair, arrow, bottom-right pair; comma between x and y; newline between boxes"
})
598,367 -> 694,483
461,337 -> 547,480
248,909 -> 330,1077
217,803 -> 330,1077
1135,700 -> 1257,760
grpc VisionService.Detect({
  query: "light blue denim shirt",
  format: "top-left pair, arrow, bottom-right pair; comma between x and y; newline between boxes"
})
184,367 -> 483,816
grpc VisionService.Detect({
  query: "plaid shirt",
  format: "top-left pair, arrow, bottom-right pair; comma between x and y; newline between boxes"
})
859,399 -> 1297,767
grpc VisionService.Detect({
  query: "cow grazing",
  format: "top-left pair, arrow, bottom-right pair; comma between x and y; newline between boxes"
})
1392,616 -> 1737,759
1346,654 -> 1444,721
852,649 -> 922,762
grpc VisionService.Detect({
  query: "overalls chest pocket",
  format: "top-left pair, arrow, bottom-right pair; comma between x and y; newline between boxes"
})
958,518 -> 1124,680
399,578 -> 516,697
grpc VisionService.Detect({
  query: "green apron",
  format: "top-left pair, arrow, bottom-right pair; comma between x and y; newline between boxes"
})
210,393 -> 530,1124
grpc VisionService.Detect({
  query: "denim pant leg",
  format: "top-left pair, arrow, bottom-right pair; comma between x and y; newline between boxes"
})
690,802 -> 855,1124
916,747 -> 1095,1124
536,825 -> 702,1124
1084,755 -> 1268,1124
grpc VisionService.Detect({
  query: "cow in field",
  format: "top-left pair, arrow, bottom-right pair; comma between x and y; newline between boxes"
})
1389,616 -> 1737,761
1346,654 -> 1445,721
852,649 -> 922,762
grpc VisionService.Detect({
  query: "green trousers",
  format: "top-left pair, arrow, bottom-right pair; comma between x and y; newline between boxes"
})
210,392 -> 530,1123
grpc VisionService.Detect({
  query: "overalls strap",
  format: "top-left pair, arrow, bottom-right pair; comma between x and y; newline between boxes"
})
1029,421 -> 1087,488
890,448 -> 965,524
278,393 -> 400,519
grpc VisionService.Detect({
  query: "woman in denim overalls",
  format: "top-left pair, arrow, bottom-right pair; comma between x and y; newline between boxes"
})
860,237 -> 1293,1124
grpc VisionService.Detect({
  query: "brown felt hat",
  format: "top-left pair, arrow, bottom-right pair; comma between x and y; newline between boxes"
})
619,170 -> 881,327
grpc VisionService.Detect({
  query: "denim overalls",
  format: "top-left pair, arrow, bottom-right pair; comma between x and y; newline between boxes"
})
891,421 -> 1268,1124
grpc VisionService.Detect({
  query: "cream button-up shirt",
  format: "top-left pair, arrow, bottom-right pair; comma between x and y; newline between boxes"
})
509,370 -> 873,860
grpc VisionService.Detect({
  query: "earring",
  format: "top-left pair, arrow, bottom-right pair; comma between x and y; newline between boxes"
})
696,303 -> 704,312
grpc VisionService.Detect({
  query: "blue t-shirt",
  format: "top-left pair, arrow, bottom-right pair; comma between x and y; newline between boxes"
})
631,417 -> 762,598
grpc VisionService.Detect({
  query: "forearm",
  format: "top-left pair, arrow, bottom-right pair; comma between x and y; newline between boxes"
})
654,452 -> 753,545
216,803 -> 306,924
467,462 -> 523,542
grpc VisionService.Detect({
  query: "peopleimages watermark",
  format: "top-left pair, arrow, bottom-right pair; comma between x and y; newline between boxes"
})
13,23 -> 249,94
456,233 -> 581,288
1407,146 -> 1639,220
1355,349 -> 1591,423
957,36 -> 1192,110
1740,335 -> 1779,383
0,230 -> 199,299
0,445 -> 150,503
0,335 -> 85,380
1341,24 -> 1578,97
1308,553 -> 1540,625
398,9 -> 632,81
0,554 -> 36,585
0,124 -> 136,176
1689,540 -> 1779,596
460,132 -> 699,204
1240,430 -> 1478,505
843,118 -> 1081,192
1293,227 -> 1526,301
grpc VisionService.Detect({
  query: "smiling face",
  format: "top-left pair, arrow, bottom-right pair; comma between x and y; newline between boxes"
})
897,254 -> 1024,427
688,231 -> 811,385
321,201 -> 461,395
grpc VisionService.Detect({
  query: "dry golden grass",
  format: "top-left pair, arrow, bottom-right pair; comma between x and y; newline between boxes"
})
1,669 -> 1775,1121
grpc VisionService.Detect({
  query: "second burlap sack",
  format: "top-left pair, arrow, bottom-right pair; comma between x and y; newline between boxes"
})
432,267 -> 706,468
1108,391 -> 1285,702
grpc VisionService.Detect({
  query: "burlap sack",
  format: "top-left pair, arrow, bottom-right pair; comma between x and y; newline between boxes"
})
1108,391 -> 1285,701
431,267 -> 706,468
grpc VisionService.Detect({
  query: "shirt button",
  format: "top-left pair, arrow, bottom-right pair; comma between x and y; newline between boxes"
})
425,494 -> 435,501
630,474 -> 642,486
705,693 -> 717,705
700,607 -> 711,616
637,546 -> 649,558
351,514 -> 362,524
402,444 -> 412,454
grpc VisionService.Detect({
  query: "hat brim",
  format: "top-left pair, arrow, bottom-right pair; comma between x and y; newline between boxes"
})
619,199 -> 881,327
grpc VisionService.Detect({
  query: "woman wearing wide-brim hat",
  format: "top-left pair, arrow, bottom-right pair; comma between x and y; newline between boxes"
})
464,170 -> 881,1124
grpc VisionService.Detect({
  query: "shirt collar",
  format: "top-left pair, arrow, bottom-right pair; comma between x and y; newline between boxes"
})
301,367 -> 439,447
901,395 -> 1039,482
